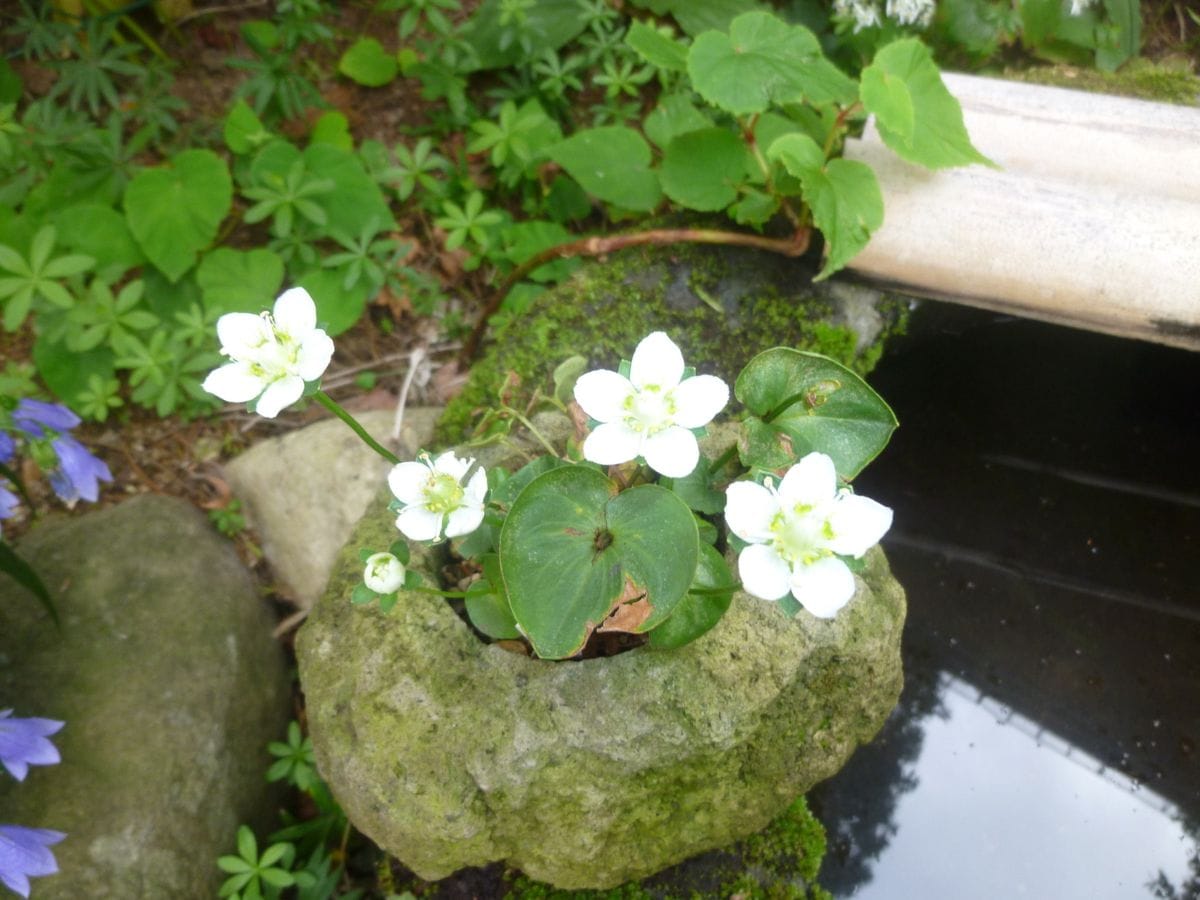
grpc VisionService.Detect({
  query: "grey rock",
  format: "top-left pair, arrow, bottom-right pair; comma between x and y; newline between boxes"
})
297,442 -> 907,889
0,495 -> 289,899
225,407 -> 440,611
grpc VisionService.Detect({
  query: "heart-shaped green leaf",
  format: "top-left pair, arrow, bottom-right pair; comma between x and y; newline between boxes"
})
338,37 -> 399,88
648,543 -> 734,650
660,127 -> 750,212
197,248 -> 284,316
736,348 -> 897,478
124,149 -> 232,283
500,465 -> 698,659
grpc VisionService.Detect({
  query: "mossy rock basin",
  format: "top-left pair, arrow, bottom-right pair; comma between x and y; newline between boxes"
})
438,237 -> 906,443
297,443 -> 907,889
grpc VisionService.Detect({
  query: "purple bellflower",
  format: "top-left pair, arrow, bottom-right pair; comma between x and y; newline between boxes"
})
0,484 -> 17,539
10,401 -> 80,441
0,826 -> 65,898
48,436 -> 111,505
0,710 -> 63,782
0,432 -> 14,465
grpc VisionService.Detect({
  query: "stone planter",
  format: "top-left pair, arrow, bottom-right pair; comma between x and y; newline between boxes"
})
297,437 -> 907,889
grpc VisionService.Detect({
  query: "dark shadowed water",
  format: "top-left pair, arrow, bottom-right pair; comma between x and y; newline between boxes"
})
810,306 -> 1200,899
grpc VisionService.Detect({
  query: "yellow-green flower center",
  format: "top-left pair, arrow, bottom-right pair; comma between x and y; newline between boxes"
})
621,384 -> 677,435
769,504 -> 832,567
423,472 -> 465,514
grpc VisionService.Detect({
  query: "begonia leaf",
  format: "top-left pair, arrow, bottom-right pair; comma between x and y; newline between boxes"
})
768,133 -> 883,279
735,348 -> 897,479
546,127 -> 662,212
659,127 -> 750,212
688,12 -> 856,116
626,20 -> 689,72
338,37 -> 399,87
860,39 -> 993,170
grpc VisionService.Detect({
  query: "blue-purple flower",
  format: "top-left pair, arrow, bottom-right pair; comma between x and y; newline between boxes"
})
0,710 -> 63,781
0,432 -> 14,466
0,485 -> 17,539
11,400 -> 80,441
47,436 -> 111,505
0,826 -> 65,898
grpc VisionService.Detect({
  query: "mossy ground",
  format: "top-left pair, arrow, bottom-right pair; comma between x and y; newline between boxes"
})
438,240 -> 907,444
497,796 -> 830,900
1004,57 -> 1200,104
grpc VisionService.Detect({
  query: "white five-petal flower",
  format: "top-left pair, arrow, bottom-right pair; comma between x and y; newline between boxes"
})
725,452 -> 892,619
201,287 -> 335,419
363,552 -> 406,594
387,451 -> 488,542
572,332 -> 729,479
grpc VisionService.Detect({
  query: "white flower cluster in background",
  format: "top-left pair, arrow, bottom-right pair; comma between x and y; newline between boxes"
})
834,0 -> 934,30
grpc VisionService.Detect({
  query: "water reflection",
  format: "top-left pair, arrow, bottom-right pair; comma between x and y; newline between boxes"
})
812,310 -> 1200,899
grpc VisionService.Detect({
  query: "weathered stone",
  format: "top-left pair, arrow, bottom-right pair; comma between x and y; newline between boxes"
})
438,240 -> 907,442
0,495 -> 289,899
297,435 -> 907,889
225,407 -> 440,610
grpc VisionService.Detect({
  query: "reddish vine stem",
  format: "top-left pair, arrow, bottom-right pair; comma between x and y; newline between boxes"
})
461,226 -> 812,364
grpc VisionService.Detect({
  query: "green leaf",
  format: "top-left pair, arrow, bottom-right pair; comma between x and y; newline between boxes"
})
33,332 -> 114,409
464,554 -> 520,640
294,267 -> 369,337
503,220 -> 579,283
669,0 -> 766,35
648,543 -> 733,649
196,248 -> 285,316
546,127 -> 662,212
643,93 -> 714,150
626,20 -> 689,72
0,540 -> 59,626
688,12 -> 856,116
769,134 -> 883,279
51,205 -> 146,273
458,0 -> 589,70
310,111 -> 353,149
124,149 -> 233,283
224,99 -> 271,155
339,38 -> 400,87
1097,0 -> 1139,70
663,463 -> 725,515
659,127 -> 749,212
499,466 -> 698,659
735,347 -> 897,478
302,144 -> 396,238
860,39 -> 993,170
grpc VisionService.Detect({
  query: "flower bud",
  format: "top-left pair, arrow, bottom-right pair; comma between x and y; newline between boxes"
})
363,552 -> 406,594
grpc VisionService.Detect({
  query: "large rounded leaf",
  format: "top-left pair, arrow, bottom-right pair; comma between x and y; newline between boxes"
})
648,543 -> 734,650
660,127 -> 750,212
546,127 -> 662,212
499,466 -> 698,659
736,348 -> 897,478
124,149 -> 232,283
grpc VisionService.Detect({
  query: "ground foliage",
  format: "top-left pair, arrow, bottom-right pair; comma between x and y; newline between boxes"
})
0,0 -> 1195,896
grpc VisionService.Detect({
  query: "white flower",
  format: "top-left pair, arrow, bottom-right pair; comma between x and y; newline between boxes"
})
201,287 -> 335,419
363,552 -> 406,594
1068,0 -> 1096,13
387,451 -> 488,542
725,452 -> 892,619
834,0 -> 882,30
885,0 -> 934,27
572,332 -> 729,479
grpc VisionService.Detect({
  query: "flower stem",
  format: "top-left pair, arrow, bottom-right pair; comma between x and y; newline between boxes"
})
314,391 -> 401,466
411,586 -> 471,599
688,584 -> 742,596
708,443 -> 740,477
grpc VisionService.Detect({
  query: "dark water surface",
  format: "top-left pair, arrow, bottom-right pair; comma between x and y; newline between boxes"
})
811,308 -> 1200,899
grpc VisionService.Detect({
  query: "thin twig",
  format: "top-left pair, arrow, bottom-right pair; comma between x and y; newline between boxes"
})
461,226 -> 812,364
390,346 -> 426,444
